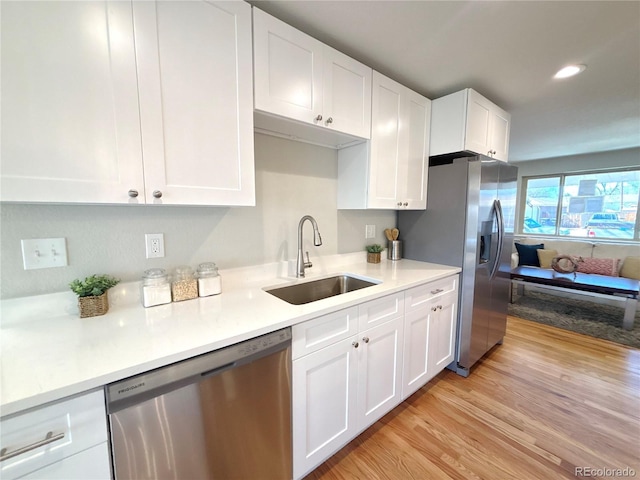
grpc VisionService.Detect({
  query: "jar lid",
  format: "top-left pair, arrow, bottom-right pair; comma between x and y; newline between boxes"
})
173,265 -> 195,281
197,262 -> 218,276
143,268 -> 167,279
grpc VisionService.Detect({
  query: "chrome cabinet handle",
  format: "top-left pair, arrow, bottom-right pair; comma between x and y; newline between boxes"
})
128,189 -> 139,198
438,305 -> 443,310
397,202 -> 402,207
325,117 -> 333,125
352,341 -> 359,348
431,306 -> 437,312
0,431 -> 65,462
362,337 -> 369,343
403,202 -> 408,207
430,288 -> 444,295
153,190 -> 163,199
315,114 -> 323,122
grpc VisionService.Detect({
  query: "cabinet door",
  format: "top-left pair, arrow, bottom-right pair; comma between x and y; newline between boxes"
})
489,106 -> 511,162
322,47 -> 372,139
427,291 -> 458,379
253,8 -> 323,127
401,302 -> 435,400
464,89 -> 493,157
292,337 -> 358,480
21,443 -> 111,480
0,1 -> 144,203
134,1 -> 255,206
398,90 -> 430,210
367,72 -> 402,209
357,318 -> 404,430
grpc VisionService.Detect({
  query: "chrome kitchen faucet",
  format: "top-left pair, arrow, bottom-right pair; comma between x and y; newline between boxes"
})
297,215 -> 322,278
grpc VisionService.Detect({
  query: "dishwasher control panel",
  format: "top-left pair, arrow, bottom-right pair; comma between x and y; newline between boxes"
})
106,327 -> 291,413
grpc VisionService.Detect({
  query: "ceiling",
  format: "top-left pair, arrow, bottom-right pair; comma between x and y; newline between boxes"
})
249,0 -> 640,162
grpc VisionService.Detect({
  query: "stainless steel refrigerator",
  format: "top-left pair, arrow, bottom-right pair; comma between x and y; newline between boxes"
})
398,156 -> 517,377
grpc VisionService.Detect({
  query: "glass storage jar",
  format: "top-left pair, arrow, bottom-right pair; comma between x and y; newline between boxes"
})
171,266 -> 198,302
197,262 -> 222,297
141,268 -> 172,308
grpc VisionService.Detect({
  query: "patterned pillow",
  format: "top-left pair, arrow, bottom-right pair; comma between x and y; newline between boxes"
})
576,257 -> 621,276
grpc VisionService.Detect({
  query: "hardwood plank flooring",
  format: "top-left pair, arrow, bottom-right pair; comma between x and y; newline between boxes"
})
304,316 -> 640,480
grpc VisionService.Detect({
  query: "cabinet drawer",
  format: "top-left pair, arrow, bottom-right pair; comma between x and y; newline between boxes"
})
292,306 -> 359,359
405,275 -> 458,312
358,292 -> 404,331
0,390 -> 108,480
21,442 -> 111,480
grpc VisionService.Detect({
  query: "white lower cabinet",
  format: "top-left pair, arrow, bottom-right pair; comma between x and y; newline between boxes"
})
21,443 -> 111,480
356,317 -> 404,429
0,389 -> 110,480
292,275 -> 459,478
292,333 -> 359,480
292,293 -> 404,480
402,276 -> 459,399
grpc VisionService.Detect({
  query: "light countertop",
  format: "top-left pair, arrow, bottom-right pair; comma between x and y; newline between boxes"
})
0,253 -> 460,417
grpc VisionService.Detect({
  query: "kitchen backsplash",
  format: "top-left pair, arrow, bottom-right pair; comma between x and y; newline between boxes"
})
0,134 -> 395,299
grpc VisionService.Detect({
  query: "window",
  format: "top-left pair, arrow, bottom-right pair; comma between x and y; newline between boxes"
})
520,168 -> 640,241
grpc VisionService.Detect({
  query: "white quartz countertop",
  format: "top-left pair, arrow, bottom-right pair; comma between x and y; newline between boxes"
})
0,253 -> 460,417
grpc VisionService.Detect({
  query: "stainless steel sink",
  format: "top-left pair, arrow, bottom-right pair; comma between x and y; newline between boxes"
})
265,275 -> 378,305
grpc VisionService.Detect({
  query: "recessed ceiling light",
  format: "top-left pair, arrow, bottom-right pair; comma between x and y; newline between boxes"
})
554,64 -> 587,79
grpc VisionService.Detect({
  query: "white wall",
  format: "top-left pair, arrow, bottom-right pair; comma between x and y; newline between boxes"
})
512,147 -> 640,179
0,134 -> 396,299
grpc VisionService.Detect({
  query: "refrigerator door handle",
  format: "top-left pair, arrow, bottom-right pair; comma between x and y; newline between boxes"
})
490,199 -> 505,280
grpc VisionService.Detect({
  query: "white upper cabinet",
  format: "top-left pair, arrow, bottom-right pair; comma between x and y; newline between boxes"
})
1,1 -> 255,206
0,1 -> 144,203
133,0 -> 255,206
337,72 -> 430,210
429,88 -> 511,162
253,8 -> 371,147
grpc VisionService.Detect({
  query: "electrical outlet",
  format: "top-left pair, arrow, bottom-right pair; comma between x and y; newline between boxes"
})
145,233 -> 165,259
21,238 -> 68,270
365,225 -> 376,239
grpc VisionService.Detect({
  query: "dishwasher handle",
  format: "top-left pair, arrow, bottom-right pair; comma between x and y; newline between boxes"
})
106,328 -> 291,414
200,362 -> 236,379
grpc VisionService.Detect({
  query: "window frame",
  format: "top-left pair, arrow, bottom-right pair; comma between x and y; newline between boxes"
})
518,167 -> 640,242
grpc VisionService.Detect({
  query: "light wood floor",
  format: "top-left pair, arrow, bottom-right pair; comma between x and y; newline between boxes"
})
305,316 -> 640,480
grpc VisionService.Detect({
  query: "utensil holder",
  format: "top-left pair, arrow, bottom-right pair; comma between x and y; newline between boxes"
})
387,240 -> 402,261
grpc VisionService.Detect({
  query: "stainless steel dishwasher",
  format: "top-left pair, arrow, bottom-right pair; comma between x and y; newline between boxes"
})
106,328 -> 292,480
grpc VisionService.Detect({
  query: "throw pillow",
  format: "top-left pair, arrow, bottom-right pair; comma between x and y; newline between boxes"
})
537,249 -> 558,269
515,243 -> 544,267
620,256 -> 640,280
576,257 -> 621,277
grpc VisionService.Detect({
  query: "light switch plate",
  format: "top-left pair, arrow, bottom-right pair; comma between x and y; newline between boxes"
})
21,238 -> 68,270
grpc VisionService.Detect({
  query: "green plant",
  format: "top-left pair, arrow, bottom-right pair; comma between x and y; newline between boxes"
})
365,244 -> 384,253
69,274 -> 120,298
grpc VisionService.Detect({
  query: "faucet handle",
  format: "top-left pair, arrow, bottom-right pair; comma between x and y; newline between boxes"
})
304,251 -> 313,268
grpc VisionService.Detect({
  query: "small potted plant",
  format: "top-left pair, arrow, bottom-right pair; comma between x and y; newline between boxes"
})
366,244 -> 384,264
69,274 -> 120,318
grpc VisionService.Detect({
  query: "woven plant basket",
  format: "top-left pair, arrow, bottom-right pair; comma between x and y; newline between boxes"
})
78,292 -> 109,318
367,252 -> 381,264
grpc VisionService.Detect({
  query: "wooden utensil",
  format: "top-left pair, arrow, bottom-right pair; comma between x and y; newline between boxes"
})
384,229 -> 393,241
392,228 -> 399,240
